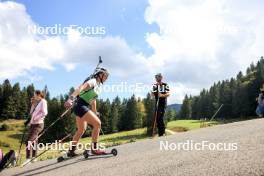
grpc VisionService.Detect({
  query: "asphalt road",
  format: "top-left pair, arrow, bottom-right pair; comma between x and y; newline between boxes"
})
2,119 -> 264,176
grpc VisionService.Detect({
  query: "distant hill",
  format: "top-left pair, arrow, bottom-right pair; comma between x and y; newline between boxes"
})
167,104 -> 182,112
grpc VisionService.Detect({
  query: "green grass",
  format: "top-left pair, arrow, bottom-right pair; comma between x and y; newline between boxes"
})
167,120 -> 201,130
0,119 -> 220,165
168,120 -> 207,130
167,119 -> 220,131
0,120 -> 25,154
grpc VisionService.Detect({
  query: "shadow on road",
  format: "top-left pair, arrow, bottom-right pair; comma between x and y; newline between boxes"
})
12,155 -> 114,176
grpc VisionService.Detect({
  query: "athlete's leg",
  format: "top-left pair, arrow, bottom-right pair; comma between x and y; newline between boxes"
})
157,109 -> 165,136
82,111 -> 101,143
72,116 -> 87,146
67,116 -> 87,156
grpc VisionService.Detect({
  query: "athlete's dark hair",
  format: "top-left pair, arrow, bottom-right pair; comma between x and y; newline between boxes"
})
35,90 -> 45,98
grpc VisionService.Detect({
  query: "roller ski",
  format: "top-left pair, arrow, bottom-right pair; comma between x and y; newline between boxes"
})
83,148 -> 118,159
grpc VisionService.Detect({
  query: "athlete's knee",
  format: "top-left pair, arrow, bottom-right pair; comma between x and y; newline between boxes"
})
93,120 -> 101,129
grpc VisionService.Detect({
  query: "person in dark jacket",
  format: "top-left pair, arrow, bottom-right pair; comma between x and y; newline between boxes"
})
151,73 -> 170,136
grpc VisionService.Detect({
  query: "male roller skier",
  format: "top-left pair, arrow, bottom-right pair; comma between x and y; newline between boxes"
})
151,73 -> 170,136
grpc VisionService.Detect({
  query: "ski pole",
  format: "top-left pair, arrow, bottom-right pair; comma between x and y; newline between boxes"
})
22,133 -> 72,167
100,128 -> 116,148
100,128 -> 105,136
38,107 -> 72,140
99,128 -> 110,148
82,56 -> 103,84
29,107 -> 72,147
79,56 -> 103,98
16,126 -> 27,166
210,104 -> 223,121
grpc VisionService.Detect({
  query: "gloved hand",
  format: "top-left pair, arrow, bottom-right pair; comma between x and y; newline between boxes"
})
64,96 -> 74,109
24,118 -> 31,126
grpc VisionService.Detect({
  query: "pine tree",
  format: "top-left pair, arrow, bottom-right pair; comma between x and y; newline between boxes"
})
191,96 -> 199,119
137,99 -> 146,127
121,96 -> 134,130
109,100 -> 119,133
17,88 -> 28,119
119,95 -> 139,131
43,85 -> 51,101
231,80 -> 241,118
26,84 -> 35,105
209,83 -> 220,117
144,93 -> 155,135
179,95 -> 191,119
12,83 -> 21,119
1,96 -> 16,119
1,80 -> 13,119
98,99 -> 111,133
199,90 -> 210,118
41,98 -> 61,143
117,98 -> 128,131
183,56 -> 264,120
165,108 -> 176,121
219,81 -> 232,118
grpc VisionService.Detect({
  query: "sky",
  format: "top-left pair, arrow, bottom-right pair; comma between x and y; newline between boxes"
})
0,0 -> 264,104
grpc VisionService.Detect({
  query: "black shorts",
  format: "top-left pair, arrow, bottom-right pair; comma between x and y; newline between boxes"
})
73,98 -> 91,118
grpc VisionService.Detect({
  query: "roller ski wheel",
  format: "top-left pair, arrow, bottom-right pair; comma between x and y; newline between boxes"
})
57,156 -> 65,162
83,150 -> 89,159
111,148 -> 118,156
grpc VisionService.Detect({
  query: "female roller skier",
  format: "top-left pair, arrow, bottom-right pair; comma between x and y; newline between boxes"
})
64,67 -> 109,156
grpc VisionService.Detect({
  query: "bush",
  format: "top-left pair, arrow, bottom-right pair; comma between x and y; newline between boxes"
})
0,123 -> 10,131
0,140 -> 10,148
